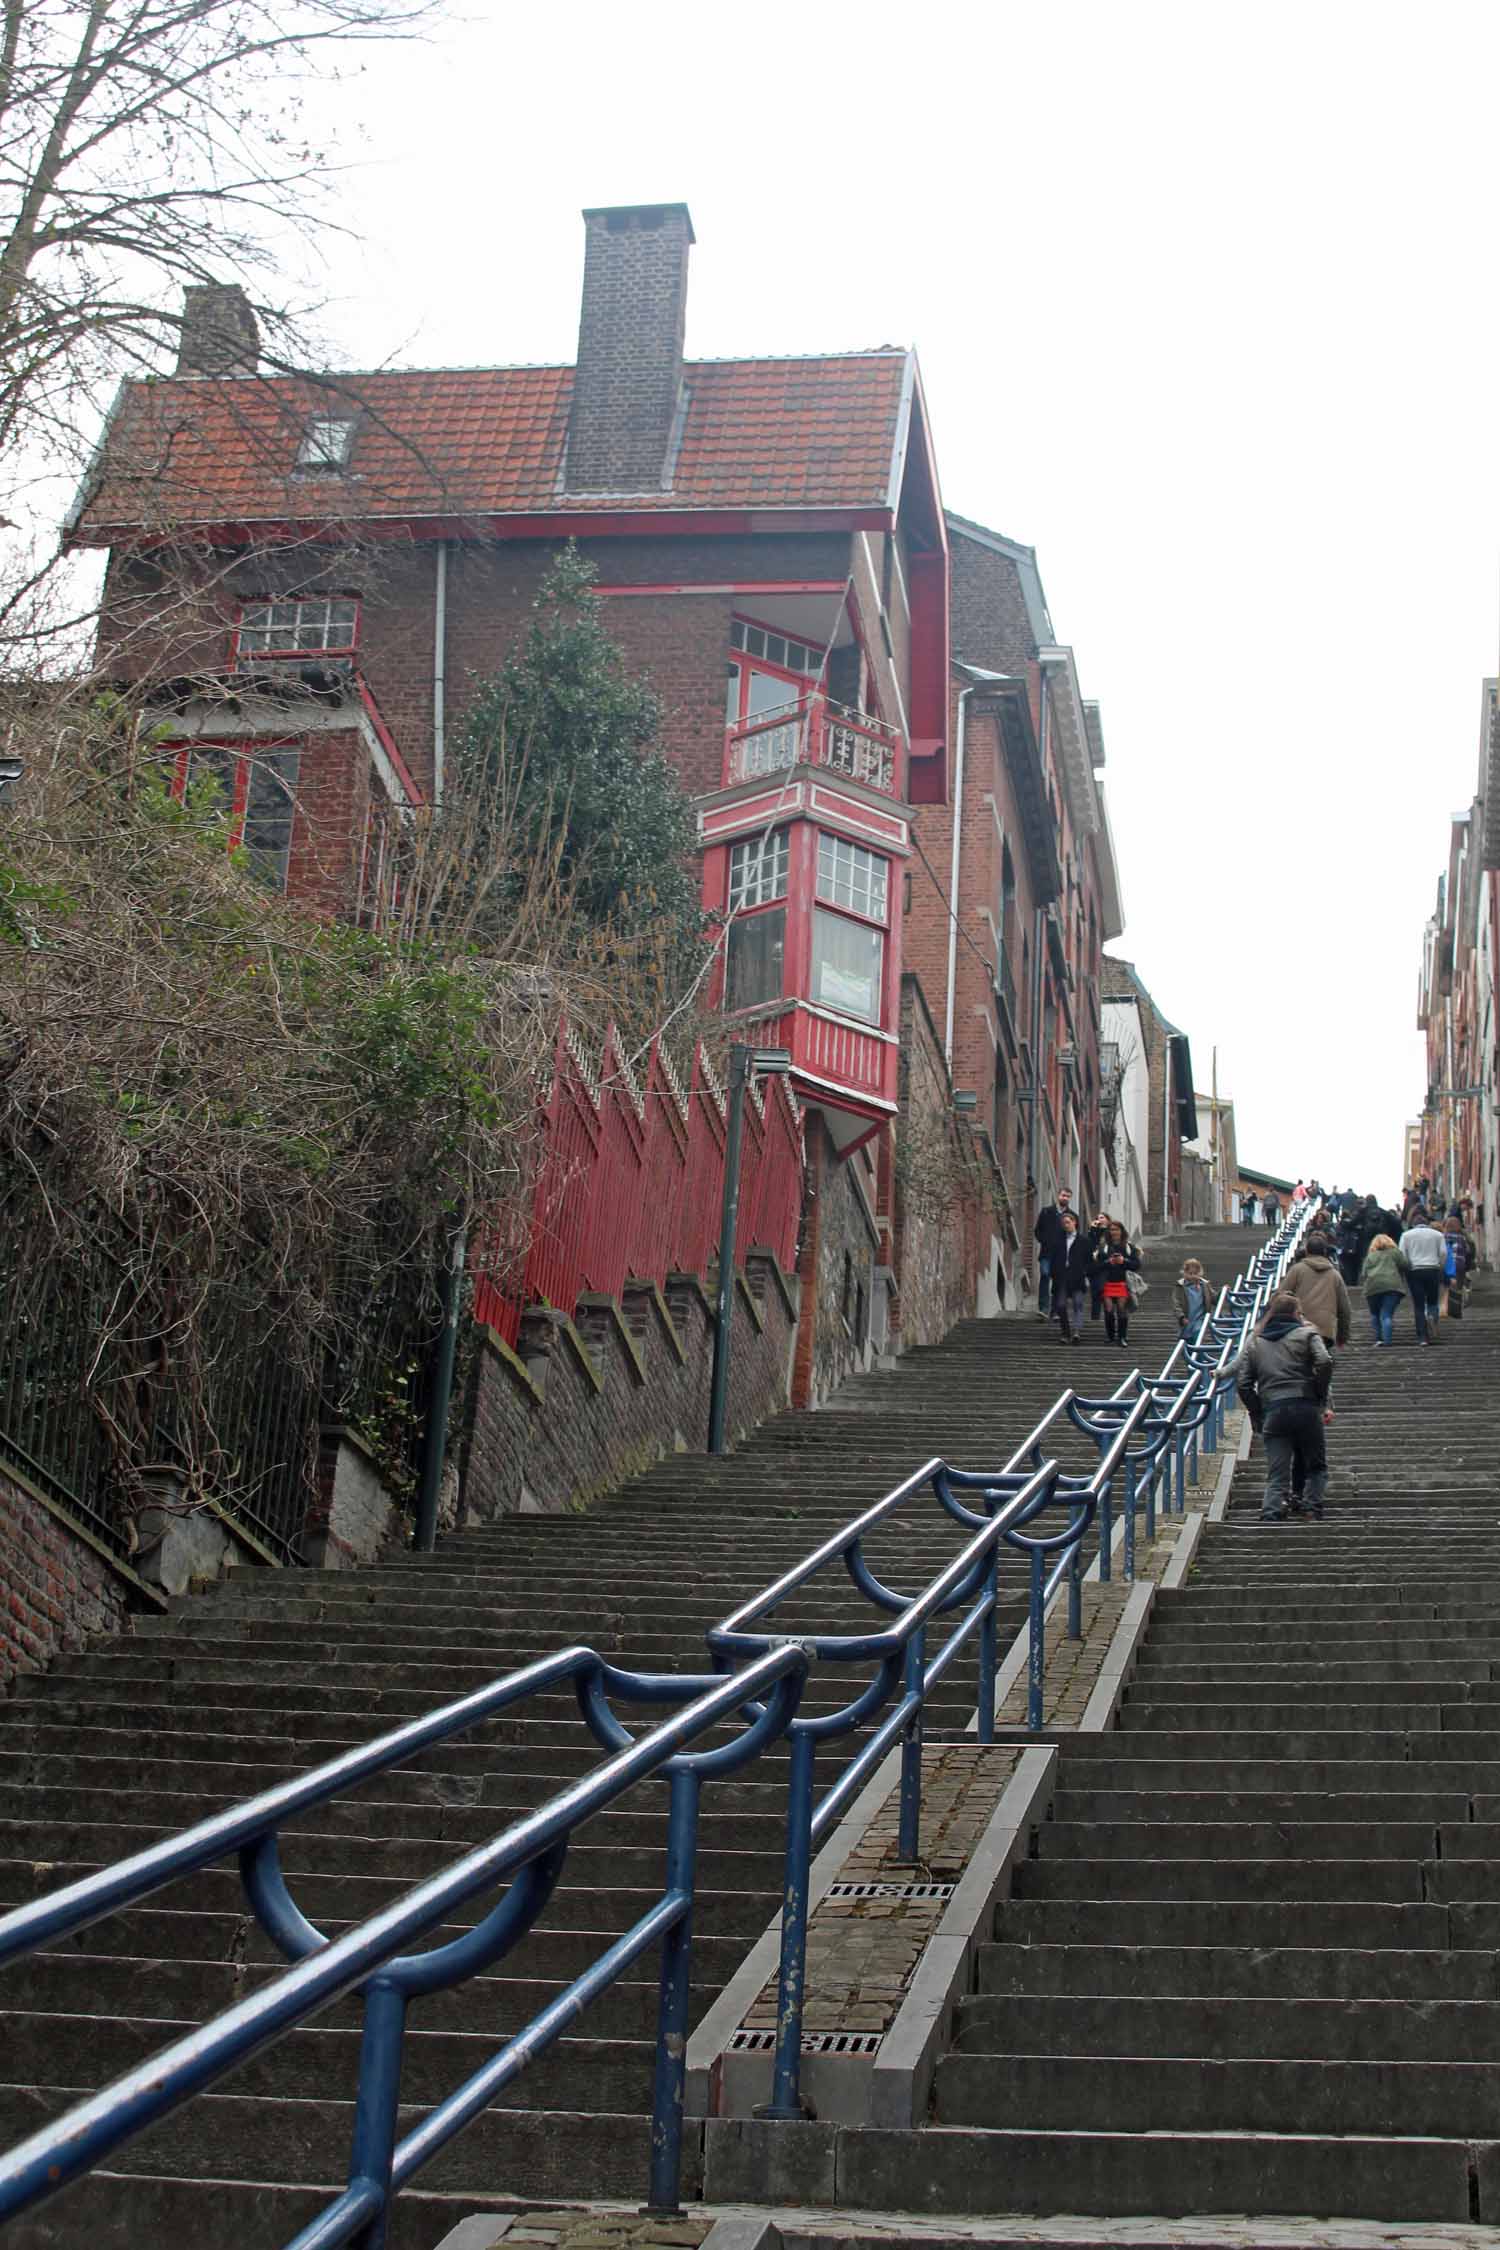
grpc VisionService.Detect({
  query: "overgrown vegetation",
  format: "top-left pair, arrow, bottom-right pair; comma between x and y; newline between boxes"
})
0,554 -> 711,1534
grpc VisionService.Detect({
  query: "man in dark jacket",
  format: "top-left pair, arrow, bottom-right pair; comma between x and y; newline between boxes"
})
1033,1187 -> 1073,1321
1236,1291 -> 1334,1522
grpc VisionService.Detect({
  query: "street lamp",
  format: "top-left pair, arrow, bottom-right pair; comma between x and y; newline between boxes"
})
707,1043 -> 793,1455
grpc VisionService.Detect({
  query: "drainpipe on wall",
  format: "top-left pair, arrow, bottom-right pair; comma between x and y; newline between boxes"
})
944,671 -> 1008,1071
944,684 -> 978,1068
432,541 -> 449,808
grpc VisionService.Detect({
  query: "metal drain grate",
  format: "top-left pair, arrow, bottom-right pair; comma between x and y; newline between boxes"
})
729,2028 -> 883,2056
826,1879 -> 956,1901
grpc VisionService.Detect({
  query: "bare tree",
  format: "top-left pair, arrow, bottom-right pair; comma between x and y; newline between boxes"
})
0,0 -> 437,470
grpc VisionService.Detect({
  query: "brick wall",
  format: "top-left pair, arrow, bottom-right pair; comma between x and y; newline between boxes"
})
461,1259 -> 795,1521
801,1122 -> 881,1407
0,1466 -> 134,1689
892,975 -> 989,1345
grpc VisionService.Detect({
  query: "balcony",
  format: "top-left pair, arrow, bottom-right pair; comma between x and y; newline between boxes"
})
725,693 -> 901,798
737,1001 -> 898,1145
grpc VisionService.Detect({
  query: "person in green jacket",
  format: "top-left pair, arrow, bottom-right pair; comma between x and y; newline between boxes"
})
1360,1233 -> 1407,1347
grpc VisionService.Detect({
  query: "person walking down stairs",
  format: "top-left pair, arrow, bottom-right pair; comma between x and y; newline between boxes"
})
1033,1186 -> 1073,1321
1053,1212 -> 1093,1346
1172,1258 -> 1214,1343
1236,1288 -> 1334,1521
1093,1220 -> 1142,1350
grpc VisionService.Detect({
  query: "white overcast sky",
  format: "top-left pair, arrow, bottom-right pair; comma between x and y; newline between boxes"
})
121,1 -> 1500,1194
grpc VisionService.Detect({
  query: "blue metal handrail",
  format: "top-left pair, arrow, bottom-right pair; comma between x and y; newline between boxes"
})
706,1392 -> 1157,2120
0,1641 -> 810,2241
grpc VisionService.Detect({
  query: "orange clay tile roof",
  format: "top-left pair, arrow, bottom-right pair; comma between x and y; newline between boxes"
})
73,353 -> 912,535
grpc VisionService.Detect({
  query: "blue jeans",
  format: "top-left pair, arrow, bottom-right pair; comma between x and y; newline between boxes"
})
1408,1267 -> 1441,1339
1367,1290 -> 1400,1343
1038,1254 -> 1057,1315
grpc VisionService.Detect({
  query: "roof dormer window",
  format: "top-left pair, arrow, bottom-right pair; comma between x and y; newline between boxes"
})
295,414 -> 356,472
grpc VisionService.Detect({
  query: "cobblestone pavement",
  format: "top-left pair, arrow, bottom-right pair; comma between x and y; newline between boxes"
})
450,2202 -> 1500,2250
769,2208 -> 1500,2249
742,1743 -> 1023,2038
450,2211 -> 715,2250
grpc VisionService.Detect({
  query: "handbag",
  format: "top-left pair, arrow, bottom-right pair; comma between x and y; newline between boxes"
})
1126,1269 -> 1148,1305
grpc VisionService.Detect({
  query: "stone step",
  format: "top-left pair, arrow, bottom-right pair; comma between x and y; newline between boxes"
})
0,1860 -> 774,1937
974,1940 -> 1499,2001
991,1896 -> 1472,1948
932,2049 -> 1500,2137
952,1992 -> 1500,2061
0,2084 -> 670,2202
1012,1858 -> 1427,1901
0,2010 -> 658,2113
812,2121 -> 1474,2221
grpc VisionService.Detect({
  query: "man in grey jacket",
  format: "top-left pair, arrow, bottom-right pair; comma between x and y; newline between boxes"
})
1398,1207 -> 1446,1346
1236,1291 -> 1334,1522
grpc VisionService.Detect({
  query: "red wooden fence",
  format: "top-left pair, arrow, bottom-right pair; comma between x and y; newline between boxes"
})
473,1024 -> 804,1346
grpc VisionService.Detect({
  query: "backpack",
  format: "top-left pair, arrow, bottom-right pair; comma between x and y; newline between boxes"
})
1444,1236 -> 1465,1281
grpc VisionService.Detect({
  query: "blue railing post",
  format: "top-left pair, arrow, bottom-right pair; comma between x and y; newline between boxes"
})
645,1765 -> 700,2215
1066,1539 -> 1082,1640
1187,1424 -> 1199,1488
1027,1545 -> 1046,1730
897,1626 -> 925,1861
1174,1427 -> 1187,1511
1145,1448 -> 1158,1540
761,1728 -> 817,2120
976,1552 -> 999,1744
1098,1473 -> 1112,1584
1122,1457 -> 1137,1581
348,1977 -> 407,2250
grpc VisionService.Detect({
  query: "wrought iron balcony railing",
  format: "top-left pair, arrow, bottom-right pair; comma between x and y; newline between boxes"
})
724,692 -> 902,797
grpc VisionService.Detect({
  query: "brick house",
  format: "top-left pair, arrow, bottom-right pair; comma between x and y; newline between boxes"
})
903,514 -> 1124,1297
68,202 -> 957,1410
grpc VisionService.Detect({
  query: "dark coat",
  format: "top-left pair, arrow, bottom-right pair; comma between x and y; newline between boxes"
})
1034,1201 -> 1073,1259
1059,1231 -> 1094,1291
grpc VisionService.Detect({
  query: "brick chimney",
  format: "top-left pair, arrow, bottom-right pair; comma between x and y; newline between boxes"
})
175,283 -> 260,376
563,204 -> 694,494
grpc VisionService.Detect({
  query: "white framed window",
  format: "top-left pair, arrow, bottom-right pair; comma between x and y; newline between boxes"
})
728,828 -> 789,912
811,908 -> 882,1023
816,833 -> 888,923
296,415 -> 356,471
237,596 -> 359,660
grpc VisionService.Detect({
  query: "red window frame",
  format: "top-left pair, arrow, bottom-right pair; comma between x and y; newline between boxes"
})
233,594 -> 361,665
168,739 -> 301,891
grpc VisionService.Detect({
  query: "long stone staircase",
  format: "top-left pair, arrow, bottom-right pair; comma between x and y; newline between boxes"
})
892,1234 -> 1500,2223
22,1217 -> 1492,2242
0,1226 -> 1208,2247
